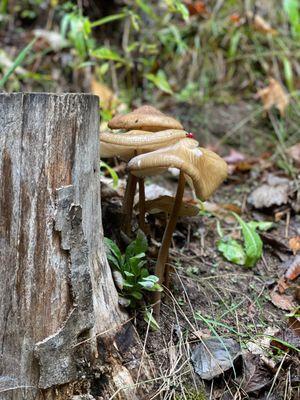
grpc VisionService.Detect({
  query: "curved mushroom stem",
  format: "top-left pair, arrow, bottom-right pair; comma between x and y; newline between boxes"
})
121,172 -> 137,235
138,178 -> 147,233
153,171 -> 185,316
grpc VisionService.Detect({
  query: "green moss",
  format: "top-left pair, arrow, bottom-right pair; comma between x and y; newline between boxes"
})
175,387 -> 207,400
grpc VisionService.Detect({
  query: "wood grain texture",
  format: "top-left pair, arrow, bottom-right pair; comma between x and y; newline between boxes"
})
0,93 -> 152,400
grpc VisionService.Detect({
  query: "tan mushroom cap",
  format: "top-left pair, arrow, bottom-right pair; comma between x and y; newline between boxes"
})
139,196 -> 199,217
128,139 -> 228,201
108,105 -> 183,132
100,129 -> 191,161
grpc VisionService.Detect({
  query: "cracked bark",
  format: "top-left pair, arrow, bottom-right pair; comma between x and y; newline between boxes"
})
0,93 -> 152,400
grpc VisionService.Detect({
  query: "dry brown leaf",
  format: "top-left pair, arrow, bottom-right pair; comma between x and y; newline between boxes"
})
185,0 -> 209,16
285,255 -> 300,280
248,183 -> 289,208
289,316 -> 300,336
247,11 -> 277,35
230,13 -> 242,24
224,149 -> 246,164
270,289 -> 296,311
90,79 -> 118,111
277,276 -> 290,294
289,237 -> 300,255
287,143 -> 300,167
257,78 -> 289,116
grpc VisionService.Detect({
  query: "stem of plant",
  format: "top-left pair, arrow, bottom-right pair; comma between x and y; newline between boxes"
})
121,172 -> 137,235
138,178 -> 147,233
153,171 -> 185,316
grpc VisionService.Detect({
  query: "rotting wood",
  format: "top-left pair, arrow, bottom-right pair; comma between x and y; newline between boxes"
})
0,93 -> 153,400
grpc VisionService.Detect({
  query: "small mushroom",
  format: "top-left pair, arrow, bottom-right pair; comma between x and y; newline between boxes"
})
128,139 -> 228,315
100,129 -> 192,234
100,129 -> 188,161
108,105 -> 183,132
128,139 -> 227,201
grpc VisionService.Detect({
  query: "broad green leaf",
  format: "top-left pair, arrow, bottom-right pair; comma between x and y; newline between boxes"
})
140,277 -> 162,291
125,230 -> 148,259
144,309 -> 160,331
124,271 -> 135,277
144,275 -> 159,283
217,237 -> 246,266
140,268 -> 149,278
139,280 -> 155,289
247,221 -> 273,231
233,213 -> 263,267
100,161 -> 119,188
106,253 -> 121,270
128,254 -> 146,275
92,47 -> 125,63
123,280 -> 134,288
104,237 -> 122,266
145,70 -> 173,94
0,38 -> 37,88
131,291 -> 143,300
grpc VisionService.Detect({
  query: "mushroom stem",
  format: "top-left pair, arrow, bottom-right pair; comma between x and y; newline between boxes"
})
153,171 -> 186,316
121,172 -> 137,235
138,178 -> 147,233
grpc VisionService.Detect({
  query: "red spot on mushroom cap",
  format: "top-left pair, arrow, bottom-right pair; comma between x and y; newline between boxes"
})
186,132 -> 194,138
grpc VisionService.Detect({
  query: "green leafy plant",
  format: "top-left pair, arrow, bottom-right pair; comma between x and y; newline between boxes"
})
217,214 -> 272,268
104,230 -> 162,307
61,9 -> 93,60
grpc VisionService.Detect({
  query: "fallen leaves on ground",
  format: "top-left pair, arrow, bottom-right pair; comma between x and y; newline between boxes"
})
246,12 -> 277,35
257,78 -> 289,116
224,149 -> 246,164
241,353 -> 272,394
270,289 -> 296,311
184,0 -> 209,16
287,143 -> 300,167
204,201 -> 241,223
229,11 -> 277,35
224,149 -> 260,174
289,237 -> 300,255
191,337 -> 241,380
90,79 -> 119,112
285,254 -> 300,280
248,174 -> 290,209
270,327 -> 300,352
246,327 -> 280,370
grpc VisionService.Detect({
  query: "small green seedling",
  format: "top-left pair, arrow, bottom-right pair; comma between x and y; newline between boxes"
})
104,230 -> 162,307
100,160 -> 119,189
217,213 -> 273,268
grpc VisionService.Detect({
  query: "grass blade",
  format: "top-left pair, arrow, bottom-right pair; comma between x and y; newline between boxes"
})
0,38 -> 37,88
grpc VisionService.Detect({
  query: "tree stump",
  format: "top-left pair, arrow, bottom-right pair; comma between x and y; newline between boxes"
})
0,93 -> 152,400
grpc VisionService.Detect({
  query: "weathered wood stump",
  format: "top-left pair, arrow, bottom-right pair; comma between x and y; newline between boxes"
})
0,93 -> 152,400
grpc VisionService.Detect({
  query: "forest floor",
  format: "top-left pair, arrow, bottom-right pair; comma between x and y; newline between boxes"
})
102,100 -> 300,400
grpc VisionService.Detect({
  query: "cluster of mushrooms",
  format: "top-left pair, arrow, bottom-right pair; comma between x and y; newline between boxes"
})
100,105 -> 228,315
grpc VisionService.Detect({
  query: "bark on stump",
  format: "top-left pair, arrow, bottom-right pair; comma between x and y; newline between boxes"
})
0,93 -> 152,400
